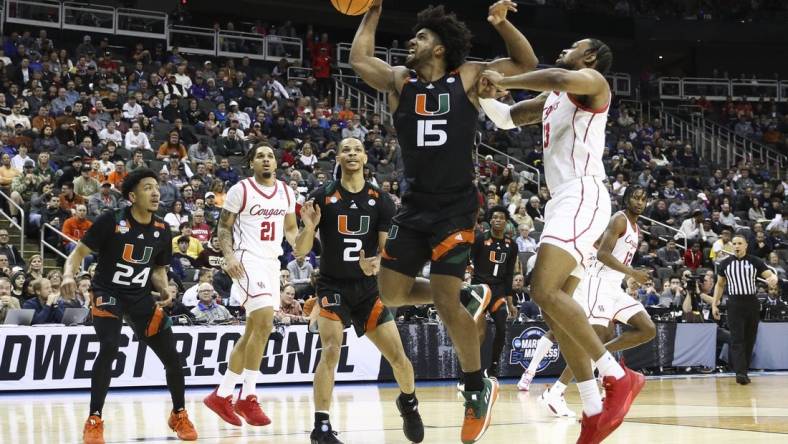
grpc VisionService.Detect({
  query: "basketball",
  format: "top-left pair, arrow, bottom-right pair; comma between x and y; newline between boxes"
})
330,0 -> 373,16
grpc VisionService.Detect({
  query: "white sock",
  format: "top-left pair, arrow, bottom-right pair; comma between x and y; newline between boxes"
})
551,381 -> 568,395
242,369 -> 259,398
595,352 -> 625,380
217,369 -> 243,398
527,336 -> 554,374
577,379 -> 603,416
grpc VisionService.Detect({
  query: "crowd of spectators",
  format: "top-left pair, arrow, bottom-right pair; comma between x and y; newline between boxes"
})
0,24 -> 784,340
520,0 -> 788,21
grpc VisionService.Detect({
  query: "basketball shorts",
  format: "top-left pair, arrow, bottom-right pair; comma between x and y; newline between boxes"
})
230,250 -> 281,314
540,176 -> 611,279
573,275 -> 646,327
381,210 -> 476,280
90,288 -> 171,338
477,281 -> 509,314
316,274 -> 394,337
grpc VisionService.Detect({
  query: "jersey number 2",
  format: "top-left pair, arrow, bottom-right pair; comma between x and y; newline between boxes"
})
260,221 -> 275,241
343,239 -> 362,261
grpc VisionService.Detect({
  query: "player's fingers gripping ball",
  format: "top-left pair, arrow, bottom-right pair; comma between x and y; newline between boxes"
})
331,0 -> 374,16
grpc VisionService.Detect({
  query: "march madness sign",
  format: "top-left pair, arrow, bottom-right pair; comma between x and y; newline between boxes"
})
509,326 -> 560,373
0,326 -> 382,390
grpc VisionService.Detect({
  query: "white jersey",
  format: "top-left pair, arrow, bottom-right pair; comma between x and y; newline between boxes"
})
594,211 -> 640,282
542,91 -> 610,193
223,177 -> 295,260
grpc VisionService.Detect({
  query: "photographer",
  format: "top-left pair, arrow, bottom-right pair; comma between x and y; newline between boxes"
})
680,271 -> 716,322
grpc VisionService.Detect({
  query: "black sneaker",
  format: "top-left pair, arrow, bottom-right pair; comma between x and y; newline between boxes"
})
487,363 -> 499,379
396,396 -> 425,443
310,423 -> 343,444
735,374 -> 750,385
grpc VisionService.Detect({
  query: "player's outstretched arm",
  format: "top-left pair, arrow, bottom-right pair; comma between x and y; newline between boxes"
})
60,242 -> 92,298
349,0 -> 407,93
217,209 -> 244,280
596,214 -> 650,284
480,0 -> 539,75
483,67 -> 608,97
478,89 -> 548,128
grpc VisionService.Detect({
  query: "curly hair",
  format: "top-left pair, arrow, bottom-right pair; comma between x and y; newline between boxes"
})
586,38 -> 613,74
412,5 -> 473,71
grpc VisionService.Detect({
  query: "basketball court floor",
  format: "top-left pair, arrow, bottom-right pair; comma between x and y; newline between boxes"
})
2,374 -> 787,443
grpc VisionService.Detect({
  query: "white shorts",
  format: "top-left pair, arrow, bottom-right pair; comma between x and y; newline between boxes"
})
230,251 -> 281,314
573,275 -> 646,326
541,177 -> 611,279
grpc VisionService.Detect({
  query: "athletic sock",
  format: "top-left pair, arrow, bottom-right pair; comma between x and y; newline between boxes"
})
526,336 -> 554,374
217,369 -> 243,398
242,369 -> 259,398
463,370 -> 484,392
551,381 -> 568,396
90,411 -> 101,418
399,391 -> 418,410
314,411 -> 331,431
577,379 -> 603,416
595,352 -> 625,380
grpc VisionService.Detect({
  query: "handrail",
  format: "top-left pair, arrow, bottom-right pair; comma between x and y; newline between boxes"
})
40,223 -> 75,263
476,140 -> 542,189
0,188 -> 24,255
638,215 -> 687,252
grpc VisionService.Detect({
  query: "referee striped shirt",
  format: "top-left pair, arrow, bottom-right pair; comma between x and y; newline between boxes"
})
716,254 -> 769,297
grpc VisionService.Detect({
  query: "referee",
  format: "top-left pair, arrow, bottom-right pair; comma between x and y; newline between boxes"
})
712,234 -> 778,385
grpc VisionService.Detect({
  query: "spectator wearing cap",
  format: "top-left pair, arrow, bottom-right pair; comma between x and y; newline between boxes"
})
191,283 -> 232,324
87,181 -> 118,220
226,101 -> 251,130
123,121 -> 151,151
73,164 -> 100,198
172,223 -> 203,259
157,131 -> 188,161
10,159 -> 42,213
204,191 -> 221,222
98,120 -> 123,146
86,106 -> 105,132
75,115 -> 99,146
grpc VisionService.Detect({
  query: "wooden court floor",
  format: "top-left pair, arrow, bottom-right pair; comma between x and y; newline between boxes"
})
2,374 -> 787,443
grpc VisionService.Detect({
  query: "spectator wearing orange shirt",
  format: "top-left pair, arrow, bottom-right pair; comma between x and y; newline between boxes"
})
62,204 -> 92,252
107,160 -> 128,191
59,182 -> 86,214
157,131 -> 188,161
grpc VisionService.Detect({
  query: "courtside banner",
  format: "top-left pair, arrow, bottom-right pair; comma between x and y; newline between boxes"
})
0,325 -> 382,391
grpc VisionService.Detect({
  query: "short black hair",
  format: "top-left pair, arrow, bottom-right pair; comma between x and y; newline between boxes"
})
413,5 -> 473,71
244,143 -> 275,168
486,205 -> 511,223
586,38 -> 612,74
122,167 -> 157,200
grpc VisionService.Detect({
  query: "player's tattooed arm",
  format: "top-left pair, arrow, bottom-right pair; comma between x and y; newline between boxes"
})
218,209 -> 244,280
510,92 -> 549,126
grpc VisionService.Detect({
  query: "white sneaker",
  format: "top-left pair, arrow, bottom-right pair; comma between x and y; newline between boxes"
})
517,371 -> 535,391
456,381 -> 464,392
538,388 -> 576,418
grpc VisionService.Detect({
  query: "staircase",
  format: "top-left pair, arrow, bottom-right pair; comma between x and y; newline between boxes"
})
334,78 -> 392,124
0,219 -> 60,275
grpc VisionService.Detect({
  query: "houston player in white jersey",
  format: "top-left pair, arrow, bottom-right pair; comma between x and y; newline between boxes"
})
480,39 -> 645,442
204,144 -> 312,427
533,185 -> 657,418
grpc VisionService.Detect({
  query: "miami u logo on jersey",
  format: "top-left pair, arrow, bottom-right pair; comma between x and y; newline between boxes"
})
488,250 -> 508,264
337,215 -> 370,236
122,244 -> 153,264
415,93 -> 450,116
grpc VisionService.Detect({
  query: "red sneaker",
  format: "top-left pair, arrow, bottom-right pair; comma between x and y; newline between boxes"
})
203,388 -> 242,426
596,366 -> 645,440
576,413 -> 602,444
234,392 -> 272,426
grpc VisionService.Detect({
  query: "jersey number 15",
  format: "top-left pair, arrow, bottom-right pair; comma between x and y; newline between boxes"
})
416,120 -> 447,147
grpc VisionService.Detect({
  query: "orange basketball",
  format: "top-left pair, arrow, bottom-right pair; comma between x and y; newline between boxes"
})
330,0 -> 373,16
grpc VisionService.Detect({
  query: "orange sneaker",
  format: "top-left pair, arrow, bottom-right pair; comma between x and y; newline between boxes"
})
234,392 -> 272,426
168,409 -> 198,441
83,415 -> 104,444
460,377 -> 499,444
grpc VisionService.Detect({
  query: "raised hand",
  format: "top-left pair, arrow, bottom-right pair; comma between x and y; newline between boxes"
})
300,200 -> 322,229
60,276 -> 77,300
488,0 -> 518,25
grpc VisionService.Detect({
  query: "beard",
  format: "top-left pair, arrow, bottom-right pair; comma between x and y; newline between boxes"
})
262,171 -> 272,179
404,52 -> 421,69
555,59 -> 571,69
